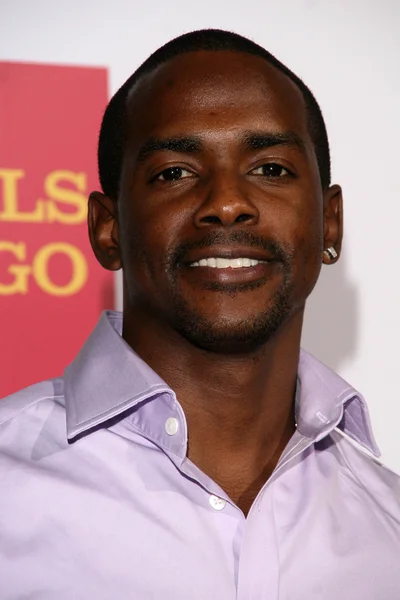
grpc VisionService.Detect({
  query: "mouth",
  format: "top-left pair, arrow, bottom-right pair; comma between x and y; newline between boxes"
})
179,247 -> 278,288
189,257 -> 267,269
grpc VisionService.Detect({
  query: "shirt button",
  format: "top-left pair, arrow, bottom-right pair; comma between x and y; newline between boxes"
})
165,417 -> 179,436
209,495 -> 226,511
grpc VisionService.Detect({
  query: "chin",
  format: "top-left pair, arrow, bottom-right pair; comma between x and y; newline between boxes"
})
171,297 -> 292,355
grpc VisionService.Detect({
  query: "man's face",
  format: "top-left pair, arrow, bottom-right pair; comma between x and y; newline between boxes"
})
116,51 -> 328,352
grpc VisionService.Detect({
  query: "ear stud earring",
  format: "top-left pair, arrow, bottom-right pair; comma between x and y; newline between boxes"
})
324,246 -> 338,260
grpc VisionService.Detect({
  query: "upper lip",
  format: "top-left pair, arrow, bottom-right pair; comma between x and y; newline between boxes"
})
183,246 -> 275,264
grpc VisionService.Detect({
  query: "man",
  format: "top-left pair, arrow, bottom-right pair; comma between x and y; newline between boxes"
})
0,29 -> 399,600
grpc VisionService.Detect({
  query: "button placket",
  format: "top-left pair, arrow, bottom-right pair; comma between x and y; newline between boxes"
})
209,494 -> 226,511
165,417 -> 179,436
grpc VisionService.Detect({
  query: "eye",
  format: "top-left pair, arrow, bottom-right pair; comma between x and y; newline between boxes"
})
154,166 -> 194,181
250,163 -> 290,177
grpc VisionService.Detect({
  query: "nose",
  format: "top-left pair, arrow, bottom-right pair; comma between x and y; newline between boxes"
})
193,171 -> 259,228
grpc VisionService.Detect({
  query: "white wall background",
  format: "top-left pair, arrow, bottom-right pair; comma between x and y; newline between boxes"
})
1,0 -> 400,472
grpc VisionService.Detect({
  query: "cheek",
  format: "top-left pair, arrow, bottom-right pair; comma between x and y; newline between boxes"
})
269,189 -> 322,277
118,201 -> 182,285
275,193 -> 323,251
292,205 -> 324,292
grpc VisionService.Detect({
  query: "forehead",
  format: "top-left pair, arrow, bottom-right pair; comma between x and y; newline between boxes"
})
126,50 -> 310,146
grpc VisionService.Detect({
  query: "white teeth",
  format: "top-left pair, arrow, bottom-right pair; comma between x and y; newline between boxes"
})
190,257 -> 265,268
230,258 -> 243,268
216,258 -> 230,268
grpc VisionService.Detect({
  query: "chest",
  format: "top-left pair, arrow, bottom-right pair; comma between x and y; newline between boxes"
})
1,433 -> 399,600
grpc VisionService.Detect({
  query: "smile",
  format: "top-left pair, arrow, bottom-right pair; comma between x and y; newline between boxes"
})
189,258 -> 268,268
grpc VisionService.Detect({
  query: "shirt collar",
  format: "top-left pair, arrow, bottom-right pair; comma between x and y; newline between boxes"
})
296,351 -> 380,456
64,311 -> 380,457
64,311 -> 175,440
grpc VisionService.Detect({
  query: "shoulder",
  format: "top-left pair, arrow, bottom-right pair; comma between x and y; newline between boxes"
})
0,379 -> 64,423
0,379 -> 66,449
330,428 -> 400,523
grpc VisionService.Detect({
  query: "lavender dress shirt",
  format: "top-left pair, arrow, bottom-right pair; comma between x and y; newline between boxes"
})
0,310 -> 399,599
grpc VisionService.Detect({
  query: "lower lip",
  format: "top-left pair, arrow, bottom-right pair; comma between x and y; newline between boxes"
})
181,261 -> 277,285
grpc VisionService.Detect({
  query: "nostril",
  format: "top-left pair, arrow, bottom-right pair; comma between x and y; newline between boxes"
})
235,214 -> 253,223
200,215 -> 222,224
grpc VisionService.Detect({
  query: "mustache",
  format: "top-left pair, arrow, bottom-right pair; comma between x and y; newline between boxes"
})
168,229 -> 294,267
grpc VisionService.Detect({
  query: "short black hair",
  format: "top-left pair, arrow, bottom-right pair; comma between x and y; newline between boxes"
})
98,29 -> 331,199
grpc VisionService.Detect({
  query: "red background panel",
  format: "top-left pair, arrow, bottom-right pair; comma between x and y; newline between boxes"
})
0,62 -> 113,397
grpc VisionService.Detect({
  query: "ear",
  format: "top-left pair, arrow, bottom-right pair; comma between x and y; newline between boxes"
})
322,184 -> 343,265
88,191 -> 121,271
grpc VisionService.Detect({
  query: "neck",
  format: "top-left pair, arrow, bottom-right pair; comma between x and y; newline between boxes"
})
123,306 -> 303,514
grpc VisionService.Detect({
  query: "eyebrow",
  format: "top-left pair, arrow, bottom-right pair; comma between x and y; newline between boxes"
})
135,136 -> 203,163
135,130 -> 307,164
241,131 -> 307,154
